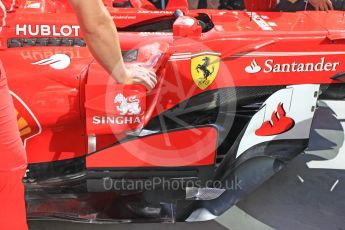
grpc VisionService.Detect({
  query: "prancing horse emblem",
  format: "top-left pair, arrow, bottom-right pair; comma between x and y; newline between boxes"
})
196,57 -> 214,81
191,53 -> 220,90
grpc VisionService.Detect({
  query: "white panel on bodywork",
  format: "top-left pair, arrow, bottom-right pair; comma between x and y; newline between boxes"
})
237,84 -> 320,158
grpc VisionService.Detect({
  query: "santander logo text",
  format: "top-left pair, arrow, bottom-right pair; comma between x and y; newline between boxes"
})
245,57 -> 340,74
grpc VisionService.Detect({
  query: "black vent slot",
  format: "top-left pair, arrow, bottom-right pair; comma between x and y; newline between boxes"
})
8,38 -> 86,48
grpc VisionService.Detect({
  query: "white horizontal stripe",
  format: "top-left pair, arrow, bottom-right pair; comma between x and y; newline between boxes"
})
232,51 -> 345,57
0,0 -> 7,29
171,51 -> 220,56
191,51 -> 221,57
171,52 -> 192,56
170,55 -> 192,59
170,51 -> 222,61
168,58 -> 191,62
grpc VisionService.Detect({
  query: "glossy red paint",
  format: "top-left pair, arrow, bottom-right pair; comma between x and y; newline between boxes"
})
0,0 -> 343,167
243,0 -> 277,11
3,47 -> 91,163
86,127 -> 218,168
166,0 -> 188,10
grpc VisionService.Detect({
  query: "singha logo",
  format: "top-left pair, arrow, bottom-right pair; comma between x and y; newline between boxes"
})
196,57 -> 214,83
114,93 -> 142,115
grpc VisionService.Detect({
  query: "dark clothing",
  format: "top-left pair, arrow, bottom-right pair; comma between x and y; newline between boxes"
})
276,0 -> 345,11
330,0 -> 345,9
219,0 -> 245,10
198,0 -> 208,8
197,0 -> 245,10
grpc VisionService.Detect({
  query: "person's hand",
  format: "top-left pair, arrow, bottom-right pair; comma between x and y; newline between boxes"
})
119,64 -> 157,91
309,0 -> 334,11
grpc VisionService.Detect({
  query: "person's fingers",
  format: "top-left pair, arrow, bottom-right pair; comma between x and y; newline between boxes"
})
148,80 -> 155,90
143,76 -> 156,90
135,68 -> 155,78
314,4 -> 320,10
138,74 -> 157,86
322,2 -> 329,10
149,73 -> 158,85
142,69 -> 157,80
319,4 -> 325,11
326,0 -> 334,10
134,78 -> 152,91
136,69 -> 157,87
135,74 -> 156,91
323,1 -> 330,10
126,65 -> 158,90
148,70 -> 156,78
144,79 -> 155,91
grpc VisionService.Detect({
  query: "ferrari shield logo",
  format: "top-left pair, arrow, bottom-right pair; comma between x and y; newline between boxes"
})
191,54 -> 220,90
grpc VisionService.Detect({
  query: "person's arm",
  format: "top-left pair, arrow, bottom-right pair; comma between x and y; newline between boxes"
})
68,0 -> 157,90
309,0 -> 334,11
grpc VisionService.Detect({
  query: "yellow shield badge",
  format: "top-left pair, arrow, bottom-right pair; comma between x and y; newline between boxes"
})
191,54 -> 220,90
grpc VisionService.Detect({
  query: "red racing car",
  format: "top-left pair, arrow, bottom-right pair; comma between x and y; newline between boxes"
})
1,0 -> 344,223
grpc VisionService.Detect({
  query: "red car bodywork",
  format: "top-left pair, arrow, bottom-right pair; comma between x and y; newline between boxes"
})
0,0 -> 344,221
3,1 -> 342,164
